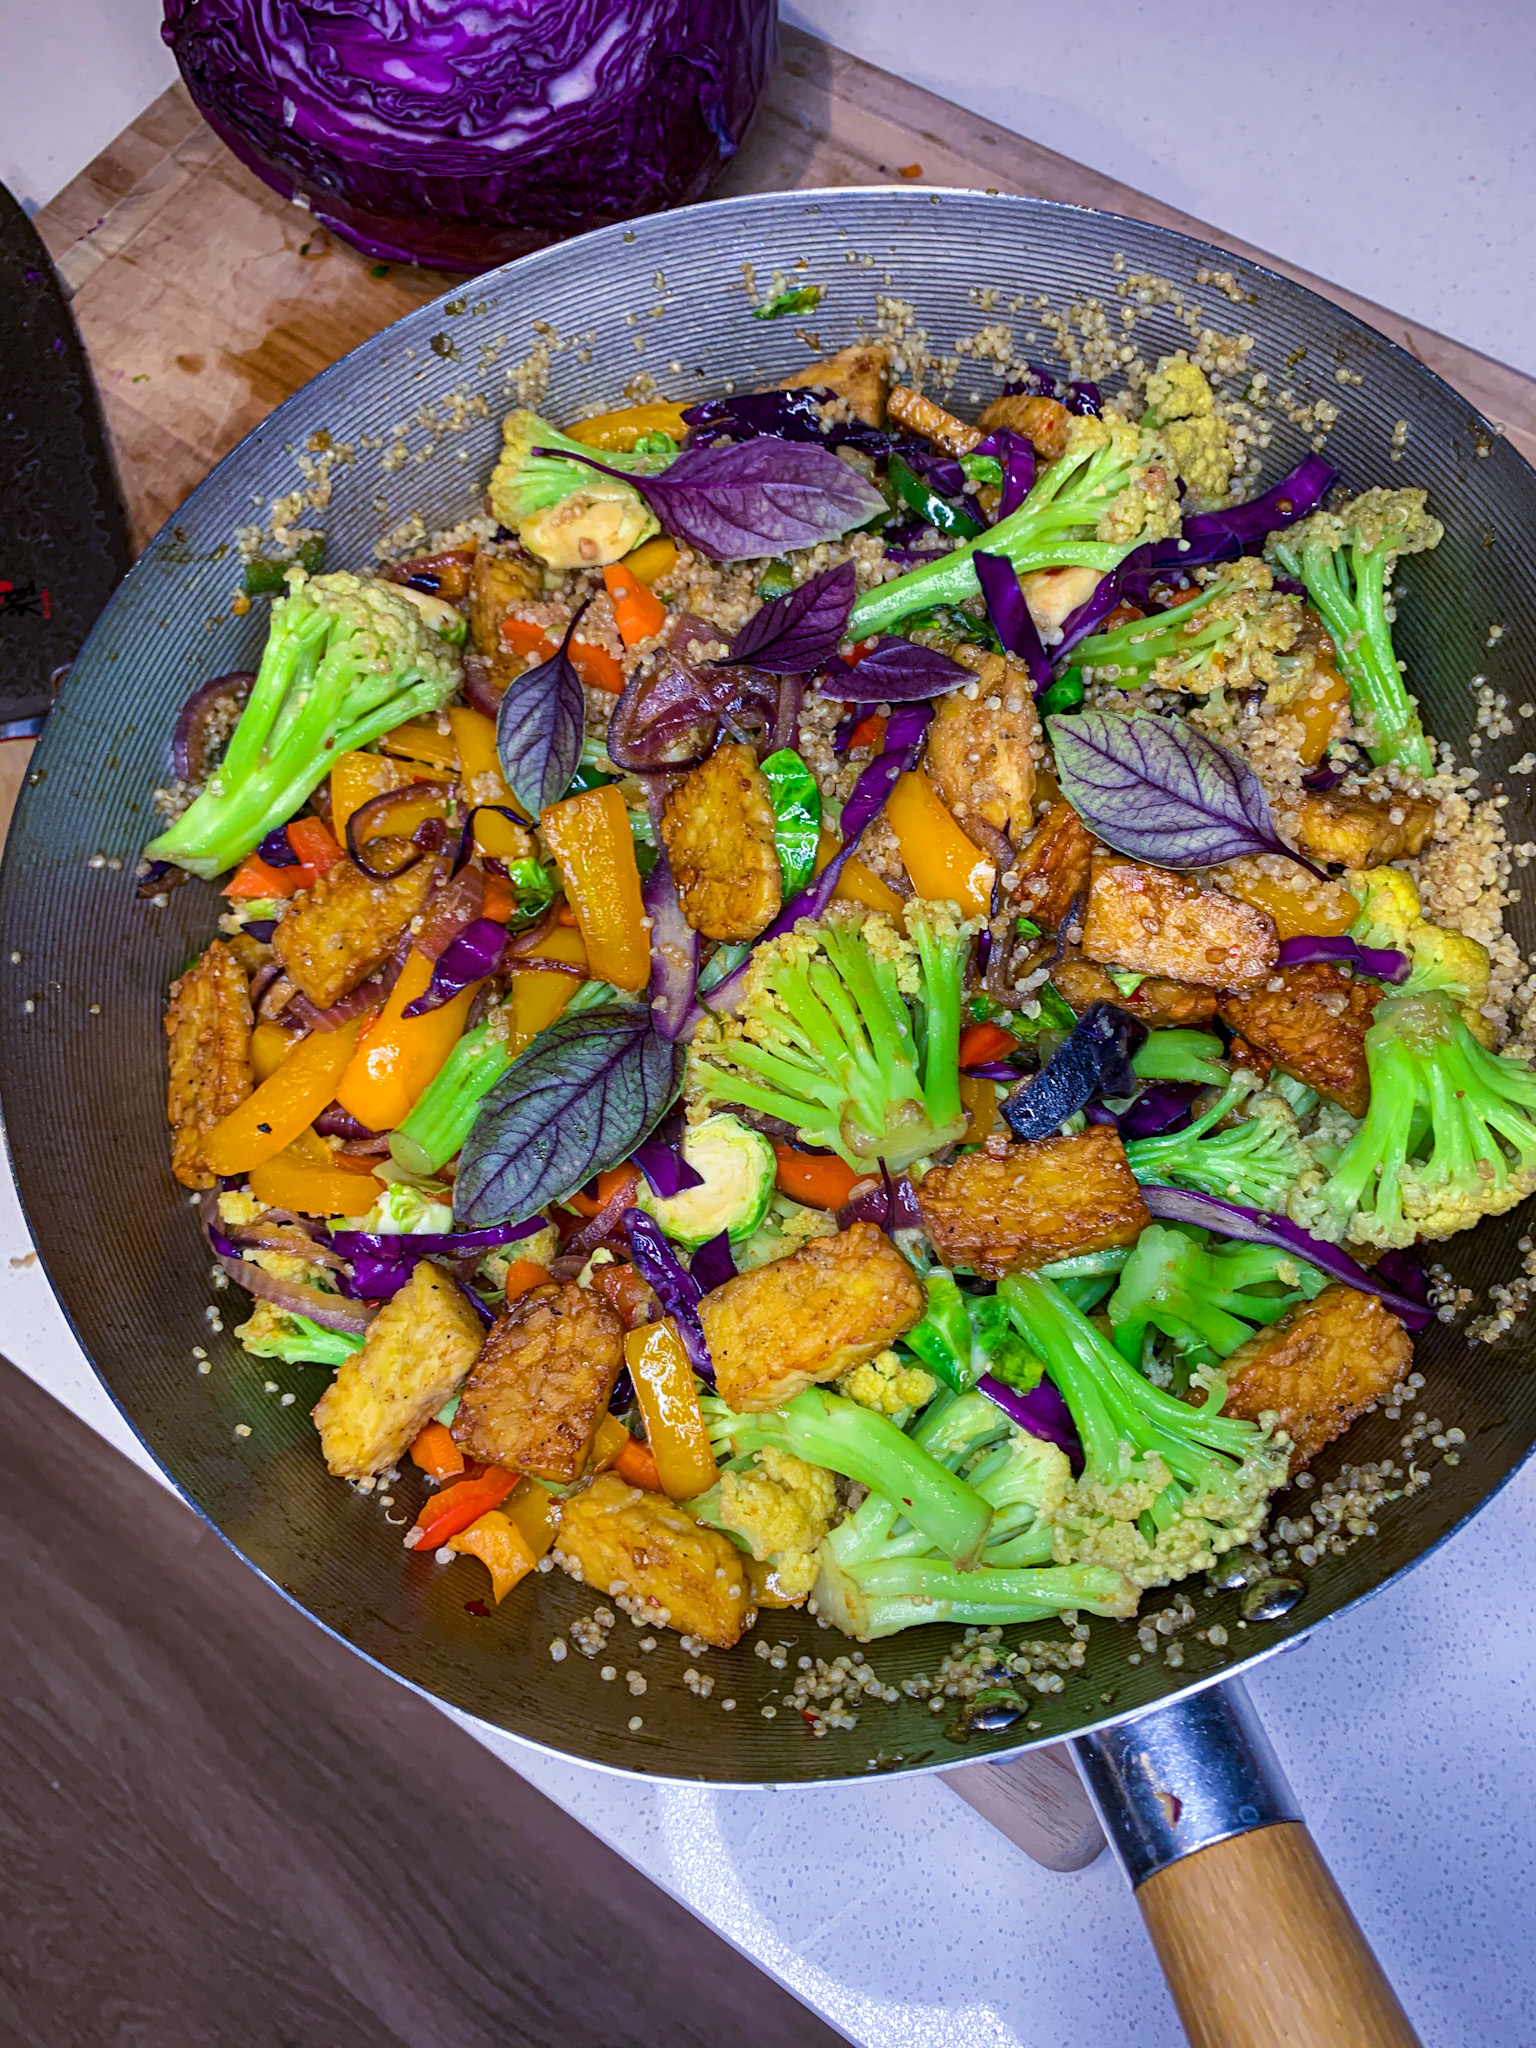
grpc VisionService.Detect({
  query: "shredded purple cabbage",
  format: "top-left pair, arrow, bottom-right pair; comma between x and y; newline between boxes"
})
621,1208 -> 714,1380
974,549 -> 1050,690
1275,935 -> 1410,984
972,427 -> 1035,519
690,1230 -> 738,1291
979,1371 -> 1084,1473
400,917 -> 507,1018
632,1136 -> 706,1199
256,824 -> 301,868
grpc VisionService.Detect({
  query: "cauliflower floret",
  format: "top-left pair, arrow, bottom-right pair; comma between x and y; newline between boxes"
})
835,1345 -> 939,1423
716,1445 -> 839,1602
1053,1451 -> 1284,1591
1143,351 -> 1235,507
217,1189 -> 267,1228
1348,865 -> 1492,1036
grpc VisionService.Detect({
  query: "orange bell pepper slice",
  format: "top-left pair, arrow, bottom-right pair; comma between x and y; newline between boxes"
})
624,1320 -> 718,1499
772,1144 -> 862,1212
505,924 -> 587,1052
589,1413 -> 632,1476
248,1128 -> 383,1215
334,948 -> 480,1132
566,402 -> 690,451
202,1011 -> 374,1176
479,870 -> 516,923
447,1508 -> 539,1603
959,1071 -> 1002,1145
602,562 -> 667,647
566,1165 -> 639,1218
886,770 -> 995,918
620,536 -> 679,586
813,828 -> 907,921
1294,669 -> 1351,767
958,1020 -> 1019,1068
410,1420 -> 466,1482
445,704 -> 531,857
406,1466 -> 518,1551
504,1479 -> 560,1560
249,1019 -> 292,1084
539,785 -> 648,992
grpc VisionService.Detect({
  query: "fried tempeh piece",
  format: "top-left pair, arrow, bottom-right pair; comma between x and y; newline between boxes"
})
165,940 -> 254,1189
1282,789 -> 1438,869
1051,952 -> 1219,1028
1221,1284 -> 1413,1473
273,853 -> 440,1009
1012,801 -> 1096,929
1083,855 -> 1278,991
554,1473 -> 754,1646
658,742 -> 782,943
976,390 -> 1073,461
468,547 -> 544,657
1219,961 -> 1382,1117
885,384 -> 980,455
313,1261 -> 485,1479
926,663 -> 1039,853
700,1222 -> 926,1413
451,1281 -> 625,1483
1021,565 -> 1104,637
777,342 -> 891,427
917,1125 -> 1150,1279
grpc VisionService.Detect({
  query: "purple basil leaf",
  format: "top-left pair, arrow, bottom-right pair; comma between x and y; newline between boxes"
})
644,848 -> 700,1041
681,388 -> 894,458
1275,934 -> 1410,984
1136,1184 -> 1434,1330
1000,1001 -> 1147,1142
1048,709 -> 1325,875
401,917 -> 508,1018
973,428 -> 1035,519
726,560 -> 856,674
979,1371 -> 1084,1473
690,1230 -> 738,1291
496,597 -> 589,815
632,1136 -> 706,1199
553,443 -> 886,562
454,1002 -> 684,1227
974,550 -> 1051,690
622,1208 -> 714,1380
818,636 -> 971,703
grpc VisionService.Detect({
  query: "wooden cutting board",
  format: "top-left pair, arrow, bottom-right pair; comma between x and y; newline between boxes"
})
12,22 -> 1536,1872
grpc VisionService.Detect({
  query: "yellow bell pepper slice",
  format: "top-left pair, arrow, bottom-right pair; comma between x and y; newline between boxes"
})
249,1126 -> 384,1216
814,828 -> 908,921
625,1321 -> 718,1500
202,1012 -> 374,1176
1294,669 -> 1351,767
445,705 -> 533,858
620,536 -> 679,586
539,785 -> 648,993
378,720 -> 459,771
885,771 -> 995,918
566,402 -> 690,452
506,925 -> 587,1053
447,1508 -> 539,1604
334,950 -> 480,1131
330,750 -> 415,847
1217,862 -> 1359,941
958,1072 -> 1002,1146
589,1412 -> 632,1476
249,1018 -> 292,1084
504,1479 -> 560,1561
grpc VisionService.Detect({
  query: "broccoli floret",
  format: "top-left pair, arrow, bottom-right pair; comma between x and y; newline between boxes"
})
836,1346 -> 940,1424
487,409 -> 661,568
689,1445 -> 839,1604
1124,1072 -> 1309,1211
689,902 -> 971,1175
1140,351 -> 1235,506
901,1268 -> 1050,1390
1267,488 -> 1442,776
235,1300 -> 364,1369
1348,865 -> 1492,1028
1132,1028 -> 1232,1089
847,412 -> 1180,639
811,1390 -> 1136,1638
1289,989 -> 1536,1248
999,1270 -> 1289,1590
1075,561 -> 1305,694
701,1385 -> 993,1565
1105,1223 -> 1328,1380
144,571 -> 461,879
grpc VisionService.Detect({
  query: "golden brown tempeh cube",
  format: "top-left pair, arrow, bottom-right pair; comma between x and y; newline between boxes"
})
917,1125 -> 1150,1279
312,1261 -> 485,1479
554,1472 -> 754,1646
1283,789 -> 1437,869
272,853 -> 440,1009
658,742 -> 782,943
165,940 -> 254,1189
926,667 -> 1039,850
468,547 -> 543,657
1221,1284 -> 1413,1473
699,1222 -> 926,1414
1052,952 -> 1218,1028
975,390 -> 1073,461
777,343 -> 891,427
451,1281 -> 625,1483
1083,855 -> 1278,991
1219,962 -> 1382,1118
1012,801 -> 1096,930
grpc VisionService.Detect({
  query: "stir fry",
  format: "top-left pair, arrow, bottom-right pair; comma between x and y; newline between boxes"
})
151,332 -> 1528,1658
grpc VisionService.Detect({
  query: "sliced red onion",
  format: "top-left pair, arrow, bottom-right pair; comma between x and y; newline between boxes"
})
344,781 -> 453,881
643,848 -> 700,1042
1275,935 -> 1409,984
286,973 -> 392,1033
313,1104 -> 380,1141
979,1371 -> 1084,1474
257,975 -> 296,1022
632,1135 -> 705,1198
837,1168 -> 922,1235
607,613 -> 776,772
462,652 -> 501,720
172,669 -> 254,783
454,1277 -> 497,1328
768,671 -> 804,754
689,1230 -> 737,1291
1137,1184 -> 1435,1330
1302,762 -> 1345,793
247,961 -> 283,1009
256,823 -> 302,868
212,1244 -> 376,1333
242,918 -> 278,944
961,1060 -> 1022,1083
402,917 -> 508,1018
559,1174 -> 644,1259
622,1208 -> 713,1381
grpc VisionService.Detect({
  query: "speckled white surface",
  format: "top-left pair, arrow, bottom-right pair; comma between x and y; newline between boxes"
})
4,1145 -> 1534,2043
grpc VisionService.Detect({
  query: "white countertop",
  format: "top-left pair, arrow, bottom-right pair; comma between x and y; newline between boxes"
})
5,1142 -> 1533,2044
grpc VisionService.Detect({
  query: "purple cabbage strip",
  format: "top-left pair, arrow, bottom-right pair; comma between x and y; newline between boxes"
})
1275,935 -> 1410,984
256,823 -> 301,868
1115,1080 -> 1201,1139
632,1136 -> 706,1199
961,1060 -> 1022,1084
643,848 -> 700,1041
329,1217 -> 546,1261
1137,1185 -> 1435,1330
974,549 -> 1051,691
454,1277 -> 496,1329
836,1168 -> 923,1236
1373,1246 -> 1431,1308
400,917 -> 508,1018
979,1372 -> 1085,1474
690,1230 -> 738,1291
681,387 -> 894,457
622,1208 -> 714,1380
972,428 -> 1035,520
1002,368 -> 1100,418
1000,1002 -> 1147,1142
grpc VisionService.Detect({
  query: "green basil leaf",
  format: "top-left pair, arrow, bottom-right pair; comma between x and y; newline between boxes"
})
759,747 -> 822,897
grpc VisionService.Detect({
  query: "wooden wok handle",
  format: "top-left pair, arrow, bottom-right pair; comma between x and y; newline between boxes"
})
1073,1681 -> 1420,2048
1137,1820 -> 1419,2048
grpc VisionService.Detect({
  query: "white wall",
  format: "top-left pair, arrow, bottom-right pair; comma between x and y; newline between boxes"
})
7,0 -> 1533,376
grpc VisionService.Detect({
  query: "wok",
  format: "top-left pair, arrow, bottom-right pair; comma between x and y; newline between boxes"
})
4,189 -> 1533,2045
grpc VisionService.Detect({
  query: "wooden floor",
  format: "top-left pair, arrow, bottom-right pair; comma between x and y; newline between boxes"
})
0,1358 -> 846,2048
